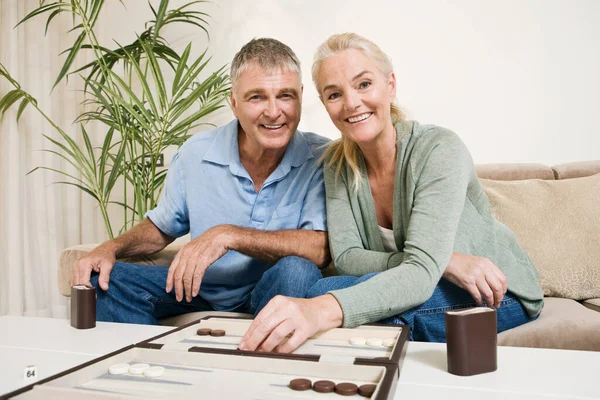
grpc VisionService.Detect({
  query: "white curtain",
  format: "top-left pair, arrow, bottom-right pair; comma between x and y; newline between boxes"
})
0,0 -> 224,317
0,0 -> 107,317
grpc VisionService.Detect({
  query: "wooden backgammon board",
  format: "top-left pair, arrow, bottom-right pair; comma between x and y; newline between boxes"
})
4,316 -> 409,399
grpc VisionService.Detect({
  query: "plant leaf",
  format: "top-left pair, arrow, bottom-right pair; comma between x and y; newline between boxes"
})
16,98 -> 31,121
44,8 -> 63,35
53,30 -> 86,88
0,90 -> 26,121
55,181 -> 100,202
139,39 -> 167,112
152,0 -> 169,42
172,43 -> 191,96
16,2 -> 66,27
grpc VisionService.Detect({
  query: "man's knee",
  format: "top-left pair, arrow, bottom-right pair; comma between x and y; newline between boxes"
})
251,257 -> 323,314
108,262 -> 138,282
254,256 -> 322,300
99,262 -> 165,290
270,256 -> 322,282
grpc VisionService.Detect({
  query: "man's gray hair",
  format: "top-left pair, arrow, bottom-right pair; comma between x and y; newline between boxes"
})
230,38 -> 301,90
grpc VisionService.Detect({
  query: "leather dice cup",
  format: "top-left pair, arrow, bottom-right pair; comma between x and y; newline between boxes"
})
71,285 -> 96,329
445,307 -> 497,376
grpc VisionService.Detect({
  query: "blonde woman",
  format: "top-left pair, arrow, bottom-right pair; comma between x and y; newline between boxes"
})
239,33 -> 543,353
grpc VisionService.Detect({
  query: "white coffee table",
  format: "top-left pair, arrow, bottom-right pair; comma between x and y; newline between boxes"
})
0,315 -> 171,395
1,315 -> 599,399
398,342 -> 600,399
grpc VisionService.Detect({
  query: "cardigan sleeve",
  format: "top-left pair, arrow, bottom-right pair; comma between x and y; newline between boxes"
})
324,164 -> 405,276
329,129 -> 474,327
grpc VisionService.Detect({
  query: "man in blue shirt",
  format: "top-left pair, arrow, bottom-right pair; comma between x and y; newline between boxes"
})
71,38 -> 331,324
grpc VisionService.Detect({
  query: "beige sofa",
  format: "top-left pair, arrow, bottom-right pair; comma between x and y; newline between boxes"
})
58,160 -> 600,351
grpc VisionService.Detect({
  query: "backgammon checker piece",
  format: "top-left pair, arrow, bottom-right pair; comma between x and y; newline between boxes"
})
70,285 -> 96,329
445,307 -> 497,376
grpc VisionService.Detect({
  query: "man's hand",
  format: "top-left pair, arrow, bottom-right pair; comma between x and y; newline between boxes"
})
443,253 -> 508,308
239,294 -> 343,353
166,225 -> 234,302
71,219 -> 174,292
72,246 -> 117,291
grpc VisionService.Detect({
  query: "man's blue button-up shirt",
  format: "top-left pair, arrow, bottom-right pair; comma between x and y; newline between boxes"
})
146,119 -> 329,310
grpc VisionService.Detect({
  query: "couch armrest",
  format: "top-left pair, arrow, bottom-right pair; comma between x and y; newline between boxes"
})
58,243 -> 182,297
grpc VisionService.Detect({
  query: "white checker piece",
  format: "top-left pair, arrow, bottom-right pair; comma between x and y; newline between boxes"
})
143,366 -> 165,378
383,338 -> 395,348
128,363 -> 150,374
108,363 -> 130,375
348,337 -> 367,345
366,338 -> 383,347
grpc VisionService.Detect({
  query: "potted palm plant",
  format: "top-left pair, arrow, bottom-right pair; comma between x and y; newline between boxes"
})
0,0 -> 230,238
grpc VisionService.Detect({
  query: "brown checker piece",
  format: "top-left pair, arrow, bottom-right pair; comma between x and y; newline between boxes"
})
359,384 -> 377,397
313,380 -> 335,393
210,329 -> 226,337
196,328 -> 212,336
289,378 -> 312,391
336,382 -> 358,396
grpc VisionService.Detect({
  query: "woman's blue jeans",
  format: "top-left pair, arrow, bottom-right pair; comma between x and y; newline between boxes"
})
90,256 -> 322,325
91,259 -> 535,342
306,273 -> 536,342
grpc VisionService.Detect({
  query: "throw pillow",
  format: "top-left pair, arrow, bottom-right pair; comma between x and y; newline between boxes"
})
480,174 -> 600,300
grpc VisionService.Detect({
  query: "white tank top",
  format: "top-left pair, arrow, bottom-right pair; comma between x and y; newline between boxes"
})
378,225 -> 399,252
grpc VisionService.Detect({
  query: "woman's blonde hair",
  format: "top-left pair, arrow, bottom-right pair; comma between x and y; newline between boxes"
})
312,33 -> 404,190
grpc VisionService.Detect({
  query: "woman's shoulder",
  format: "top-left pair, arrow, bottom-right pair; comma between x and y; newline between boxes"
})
401,120 -> 464,147
399,120 -> 474,173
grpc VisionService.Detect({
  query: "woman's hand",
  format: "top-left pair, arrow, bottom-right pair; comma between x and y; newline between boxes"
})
443,253 -> 508,308
239,294 -> 344,353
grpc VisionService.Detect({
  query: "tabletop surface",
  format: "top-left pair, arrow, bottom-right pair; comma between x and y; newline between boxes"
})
0,315 -> 171,355
398,341 -> 600,399
0,315 -> 172,396
1,315 -> 599,399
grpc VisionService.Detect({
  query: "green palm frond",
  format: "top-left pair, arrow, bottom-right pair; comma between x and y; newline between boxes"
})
17,0 -> 110,88
1,0 -> 230,237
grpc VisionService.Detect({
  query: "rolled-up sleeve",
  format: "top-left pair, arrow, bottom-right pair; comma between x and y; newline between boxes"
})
298,163 -> 327,231
145,151 -> 190,238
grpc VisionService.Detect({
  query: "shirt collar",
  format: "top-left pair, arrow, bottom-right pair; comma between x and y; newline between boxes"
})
202,119 -> 315,181
202,119 -> 239,165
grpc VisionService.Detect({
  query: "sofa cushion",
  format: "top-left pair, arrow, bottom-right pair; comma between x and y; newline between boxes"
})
476,163 -> 554,181
497,297 -> 600,351
481,174 -> 600,300
582,298 -> 600,313
552,160 -> 600,180
58,243 -> 182,296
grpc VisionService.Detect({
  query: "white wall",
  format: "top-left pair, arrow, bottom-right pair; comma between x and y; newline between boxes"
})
1,0 -> 597,317
190,0 -> 599,165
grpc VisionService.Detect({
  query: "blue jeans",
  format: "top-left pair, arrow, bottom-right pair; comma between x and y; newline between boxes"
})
307,273 -> 536,342
90,256 -> 322,325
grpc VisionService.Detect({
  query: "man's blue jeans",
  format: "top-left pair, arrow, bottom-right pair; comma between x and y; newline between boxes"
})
306,273 -> 536,342
90,256 -> 322,325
